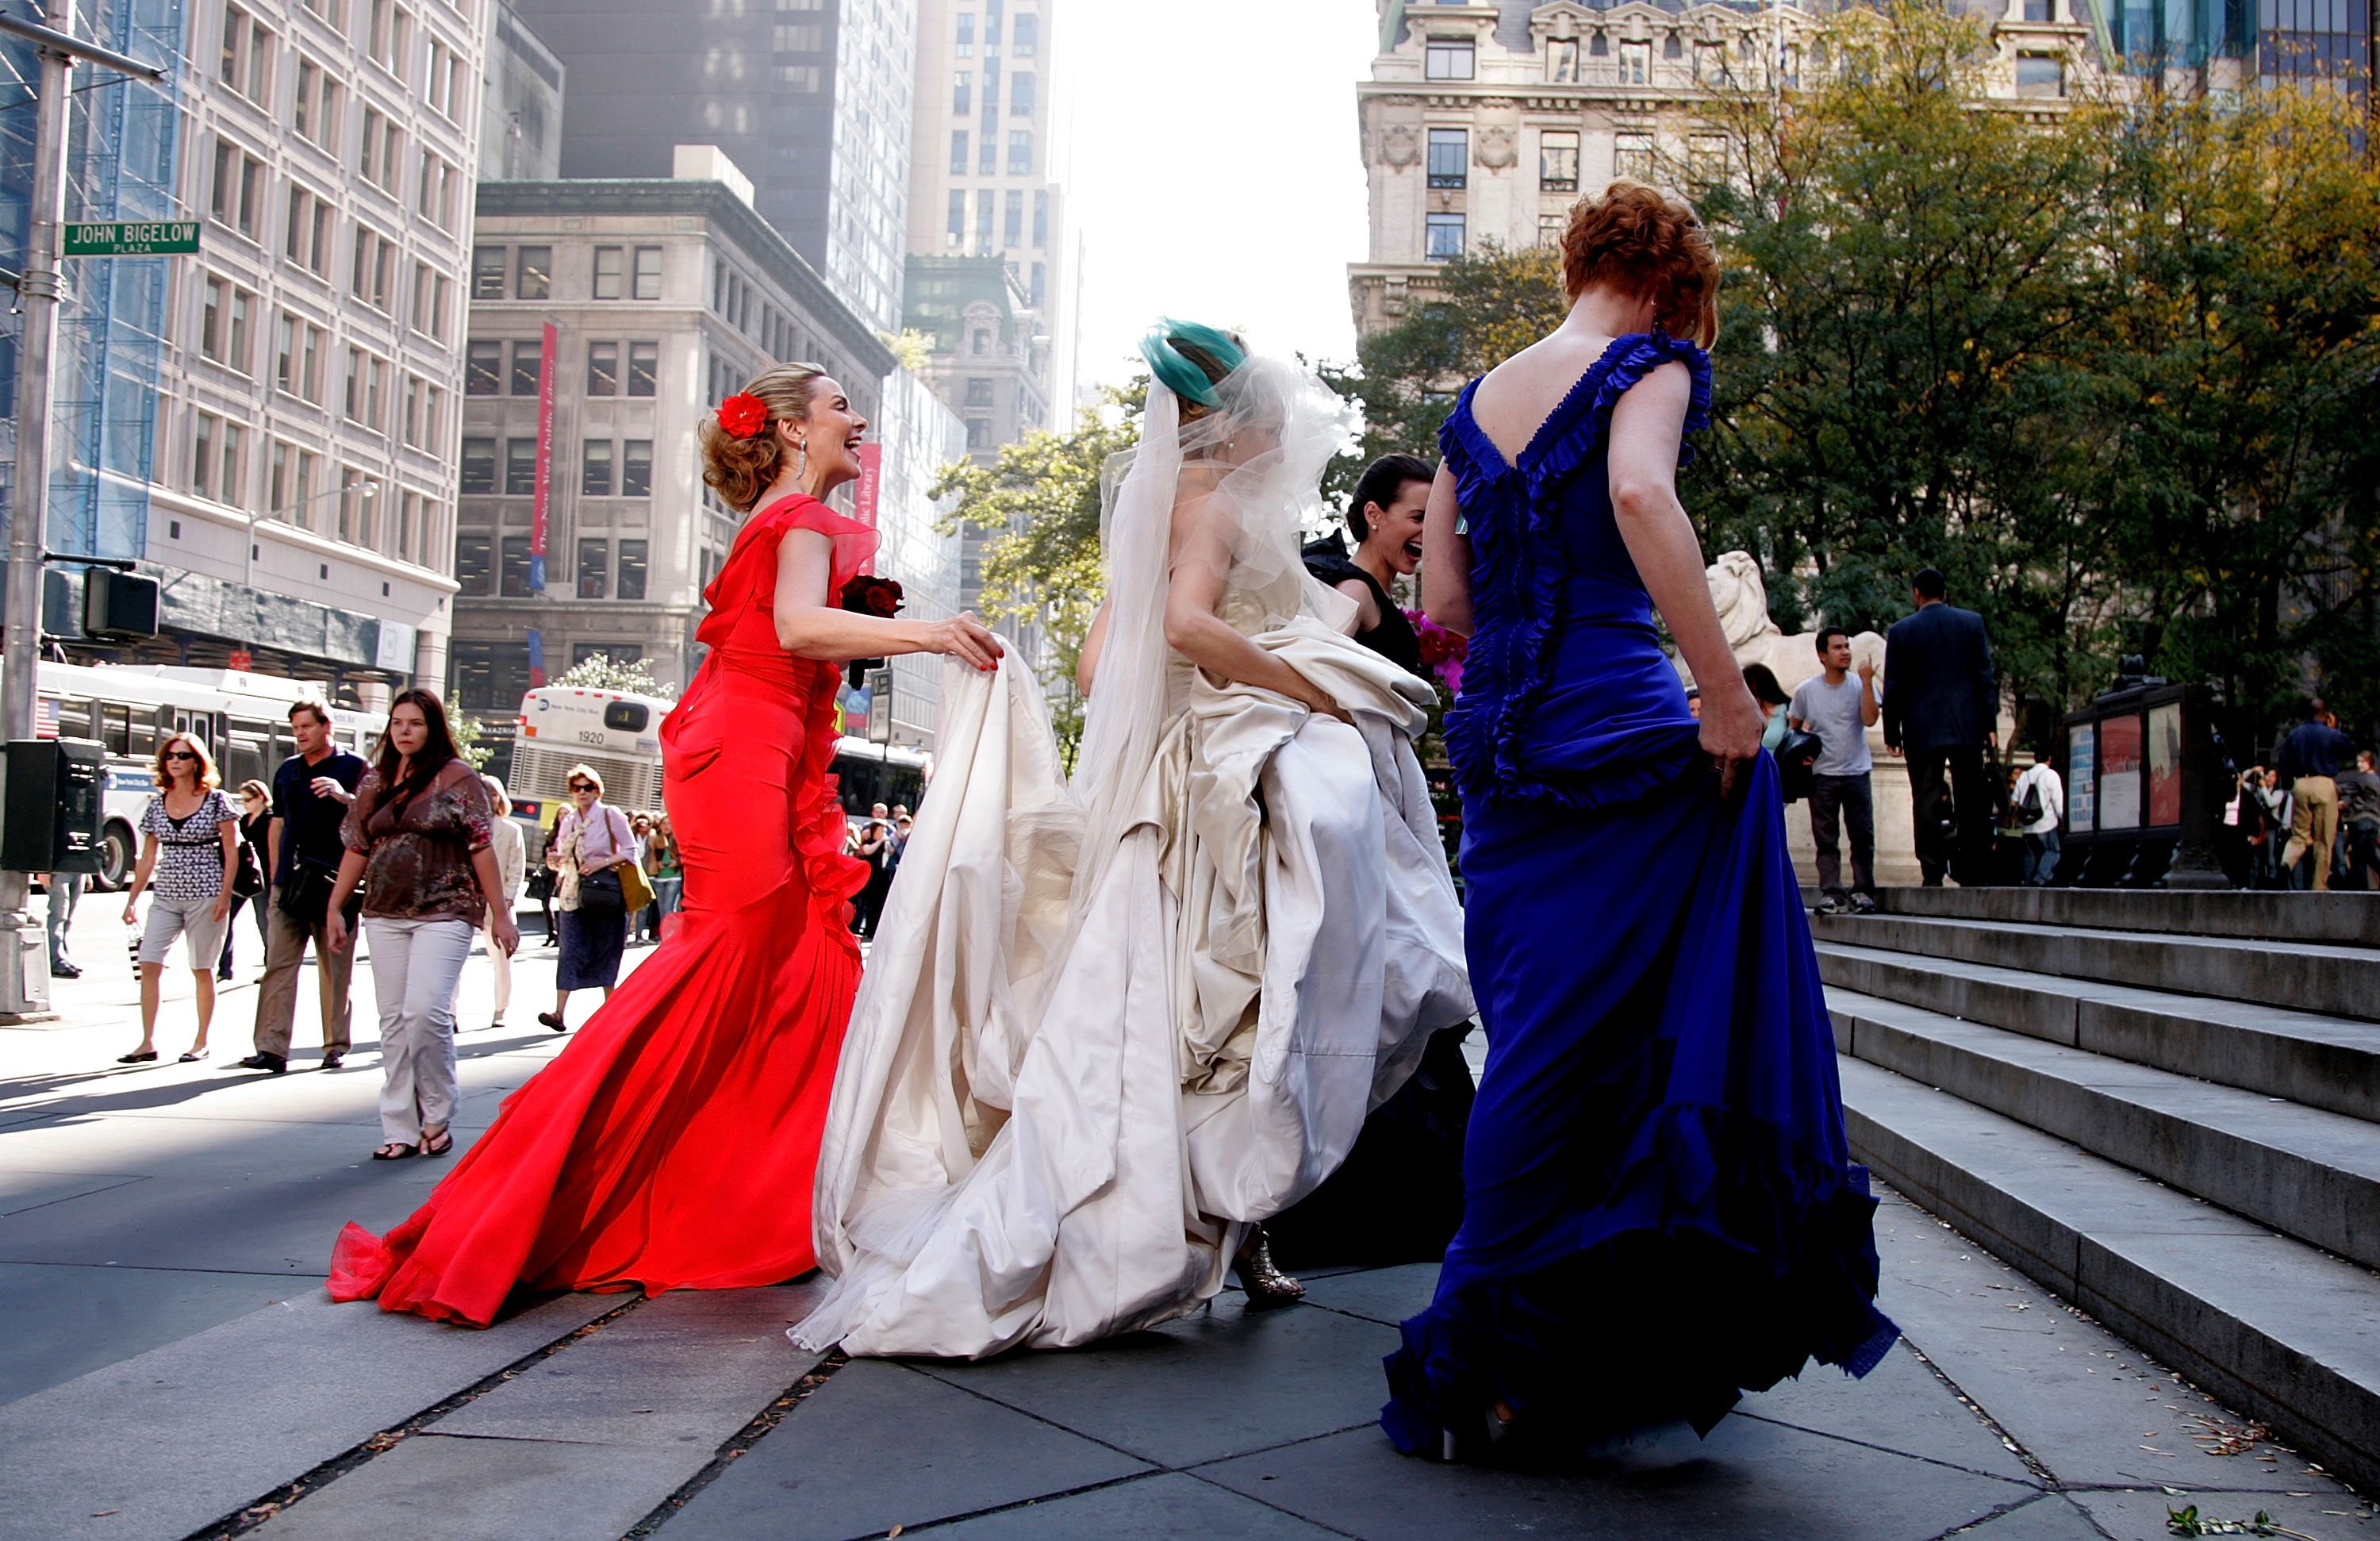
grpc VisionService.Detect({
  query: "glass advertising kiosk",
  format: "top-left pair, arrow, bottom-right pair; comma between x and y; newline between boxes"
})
2061,679 -> 2228,889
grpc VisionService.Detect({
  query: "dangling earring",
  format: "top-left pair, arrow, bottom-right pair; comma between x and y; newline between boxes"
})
793,437 -> 809,486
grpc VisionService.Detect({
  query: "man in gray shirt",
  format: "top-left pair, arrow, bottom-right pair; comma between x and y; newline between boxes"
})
1789,628 -> 1881,914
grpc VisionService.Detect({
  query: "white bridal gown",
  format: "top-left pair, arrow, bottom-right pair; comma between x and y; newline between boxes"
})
792,556 -> 1474,1358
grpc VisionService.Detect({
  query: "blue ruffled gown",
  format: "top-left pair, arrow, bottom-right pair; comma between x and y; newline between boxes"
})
1380,334 -> 1898,1454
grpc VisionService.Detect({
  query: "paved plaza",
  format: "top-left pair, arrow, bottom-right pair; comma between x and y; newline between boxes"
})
0,902 -> 2371,1540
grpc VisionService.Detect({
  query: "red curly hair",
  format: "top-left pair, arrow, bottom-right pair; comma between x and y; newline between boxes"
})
1558,179 -> 1720,348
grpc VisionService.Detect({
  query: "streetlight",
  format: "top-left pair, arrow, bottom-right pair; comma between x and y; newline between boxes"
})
245,481 -> 376,592
0,2 -> 170,1022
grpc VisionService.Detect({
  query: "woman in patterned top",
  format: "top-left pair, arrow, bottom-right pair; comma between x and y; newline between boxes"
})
323,689 -> 519,1161
117,732 -> 240,1064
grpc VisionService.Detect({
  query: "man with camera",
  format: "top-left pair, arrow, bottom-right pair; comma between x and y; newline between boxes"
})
238,698 -> 367,1074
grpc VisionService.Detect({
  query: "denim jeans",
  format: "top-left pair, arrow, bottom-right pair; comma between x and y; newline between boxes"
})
2021,828 -> 2062,886
44,874 -> 81,970
363,916 -> 474,1144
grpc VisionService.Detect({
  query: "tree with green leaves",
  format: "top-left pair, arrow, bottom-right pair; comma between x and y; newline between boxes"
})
551,651 -> 679,701
934,383 -> 1143,761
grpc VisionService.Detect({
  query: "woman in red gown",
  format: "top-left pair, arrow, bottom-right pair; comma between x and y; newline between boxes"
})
328,364 -> 1004,1325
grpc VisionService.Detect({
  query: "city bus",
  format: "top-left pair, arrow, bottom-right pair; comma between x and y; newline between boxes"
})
509,683 -> 931,838
33,662 -> 385,888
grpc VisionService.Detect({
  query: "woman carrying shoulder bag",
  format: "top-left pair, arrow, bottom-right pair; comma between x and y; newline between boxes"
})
542,766 -> 633,1031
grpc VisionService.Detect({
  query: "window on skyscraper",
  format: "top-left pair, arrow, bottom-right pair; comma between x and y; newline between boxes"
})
1012,72 -> 1035,114
979,128 -> 997,175
505,438 -> 538,495
1425,213 -> 1465,262
1008,131 -> 1032,174
500,536 -> 534,596
965,378 -> 994,406
628,342 -> 658,397
473,245 -> 506,300
618,541 -> 648,601
1427,129 -> 1468,189
455,533 -> 493,594
466,340 -> 501,395
1031,262 -> 1044,306
593,246 -> 624,299
950,130 -> 968,174
1015,13 -> 1037,56
582,440 -> 613,495
1034,189 -> 1048,246
954,71 -> 971,112
1546,37 -> 1579,81
1004,190 -> 1023,247
622,440 -> 654,498
509,339 -> 542,395
957,11 -> 973,55
2014,52 -> 2064,94
1540,131 -> 1580,192
586,341 -> 619,396
632,247 -> 662,301
578,539 -> 608,599
986,0 -> 1003,47
516,247 -> 552,301
947,189 -> 966,246
1425,38 -> 1474,79
460,439 -> 496,494
977,196 -> 995,252
2024,0 -> 2054,18
1618,39 -> 1651,83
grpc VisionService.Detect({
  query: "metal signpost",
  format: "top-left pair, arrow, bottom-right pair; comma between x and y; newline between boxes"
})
0,6 -> 169,1020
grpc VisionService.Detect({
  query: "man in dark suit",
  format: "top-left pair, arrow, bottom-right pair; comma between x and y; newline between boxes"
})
1882,567 -> 1998,886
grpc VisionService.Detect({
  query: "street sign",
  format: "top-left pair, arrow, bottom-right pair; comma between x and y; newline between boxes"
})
63,220 -> 198,256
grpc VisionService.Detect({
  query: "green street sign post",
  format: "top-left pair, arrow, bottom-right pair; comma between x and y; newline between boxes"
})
63,221 -> 198,256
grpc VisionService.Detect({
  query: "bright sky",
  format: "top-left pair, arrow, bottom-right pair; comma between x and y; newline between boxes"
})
1056,1 -> 1378,400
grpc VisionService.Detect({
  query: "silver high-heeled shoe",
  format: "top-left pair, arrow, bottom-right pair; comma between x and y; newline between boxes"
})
1230,1226 -> 1305,1311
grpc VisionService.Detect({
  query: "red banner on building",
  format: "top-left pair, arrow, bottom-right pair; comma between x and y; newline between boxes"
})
530,320 -> 558,590
852,442 -> 882,573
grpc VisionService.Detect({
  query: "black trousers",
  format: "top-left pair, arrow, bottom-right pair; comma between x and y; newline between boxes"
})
1908,744 -> 1993,886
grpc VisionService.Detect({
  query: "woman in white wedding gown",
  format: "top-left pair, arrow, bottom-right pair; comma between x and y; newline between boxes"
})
792,323 -> 1473,1358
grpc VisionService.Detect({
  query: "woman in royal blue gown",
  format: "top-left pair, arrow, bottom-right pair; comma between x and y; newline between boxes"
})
1380,180 -> 1898,1460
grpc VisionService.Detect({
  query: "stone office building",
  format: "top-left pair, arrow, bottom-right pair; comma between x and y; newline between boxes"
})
1351,0 -> 2092,338
449,156 -> 962,742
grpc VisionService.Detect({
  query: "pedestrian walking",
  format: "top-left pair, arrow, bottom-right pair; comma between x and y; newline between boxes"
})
650,814 -> 684,930
2337,749 -> 2380,891
216,780 -> 269,980
539,766 -> 633,1030
629,814 -> 662,943
117,732 -> 240,1065
481,776 -> 527,1029
1788,627 -> 1881,913
321,690 -> 517,1162
240,697 -> 367,1075
2276,697 -> 2355,890
850,802 -> 892,939
44,871 -> 83,979
2010,749 -> 2065,886
1881,567 -> 1998,886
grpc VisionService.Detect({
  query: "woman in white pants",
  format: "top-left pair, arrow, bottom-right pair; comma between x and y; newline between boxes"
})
479,776 -> 527,1029
324,690 -> 519,1160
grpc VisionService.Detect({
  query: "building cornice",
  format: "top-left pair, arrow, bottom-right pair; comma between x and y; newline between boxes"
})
148,483 -> 463,595
475,179 -> 898,380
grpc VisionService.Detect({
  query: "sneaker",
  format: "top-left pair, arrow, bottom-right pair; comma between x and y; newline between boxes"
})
1814,894 -> 1845,916
236,1051 -> 289,1075
1850,892 -> 1878,915
321,1051 -> 346,1070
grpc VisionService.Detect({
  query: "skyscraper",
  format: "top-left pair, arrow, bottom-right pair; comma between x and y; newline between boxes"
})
506,0 -> 916,332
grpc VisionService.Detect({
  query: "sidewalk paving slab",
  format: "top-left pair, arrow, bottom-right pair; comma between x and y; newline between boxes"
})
0,1288 -> 613,1541
663,1358 -> 1153,1541
253,1435 -> 701,1541
929,1470 -> 1342,1539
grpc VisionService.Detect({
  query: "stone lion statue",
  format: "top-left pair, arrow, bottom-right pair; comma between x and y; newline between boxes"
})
1690,551 -> 1886,696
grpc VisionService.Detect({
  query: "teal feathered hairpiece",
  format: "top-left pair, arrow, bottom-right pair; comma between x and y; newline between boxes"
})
1138,319 -> 1246,409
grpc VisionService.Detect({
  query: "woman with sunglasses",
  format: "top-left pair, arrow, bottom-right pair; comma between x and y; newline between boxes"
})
117,734 -> 240,1064
328,363 -> 1001,1326
539,767 -> 632,1028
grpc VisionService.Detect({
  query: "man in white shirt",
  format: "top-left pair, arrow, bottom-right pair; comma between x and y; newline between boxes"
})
2011,750 -> 2065,886
1788,628 -> 1881,914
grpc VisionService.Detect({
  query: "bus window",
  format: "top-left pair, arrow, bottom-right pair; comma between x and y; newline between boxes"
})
227,718 -> 274,789
48,697 -> 94,740
125,710 -> 162,761
99,703 -> 132,756
601,701 -> 651,734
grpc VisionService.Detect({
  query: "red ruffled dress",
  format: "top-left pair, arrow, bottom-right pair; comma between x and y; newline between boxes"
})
328,495 -> 877,1324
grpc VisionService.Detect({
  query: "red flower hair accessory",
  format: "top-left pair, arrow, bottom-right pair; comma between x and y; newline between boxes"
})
717,392 -> 770,440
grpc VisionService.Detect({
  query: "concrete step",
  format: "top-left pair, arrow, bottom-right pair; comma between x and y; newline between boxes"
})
1817,941 -> 2380,1124
1811,911 -> 2380,1022
1852,886 -> 2380,947
1837,1055 -> 2380,1496
1827,988 -> 2380,1272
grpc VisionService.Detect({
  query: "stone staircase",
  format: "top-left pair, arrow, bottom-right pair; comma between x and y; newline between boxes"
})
1812,889 -> 2380,1492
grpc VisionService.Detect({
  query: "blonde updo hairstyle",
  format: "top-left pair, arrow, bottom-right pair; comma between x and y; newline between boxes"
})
1559,179 -> 1721,348
700,362 -> 831,513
